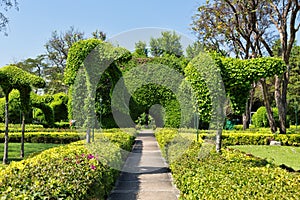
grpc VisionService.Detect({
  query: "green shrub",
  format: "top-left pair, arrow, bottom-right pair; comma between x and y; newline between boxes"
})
170,145 -> 300,199
0,132 -> 82,144
252,106 -> 280,128
50,92 -> 68,122
0,131 -> 135,199
155,128 -> 300,199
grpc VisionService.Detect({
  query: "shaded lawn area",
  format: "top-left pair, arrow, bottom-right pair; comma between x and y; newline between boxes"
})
0,143 -> 63,168
229,145 -> 300,171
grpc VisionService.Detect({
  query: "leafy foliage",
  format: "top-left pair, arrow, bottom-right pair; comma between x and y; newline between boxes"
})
219,56 -> 285,114
252,106 -> 280,128
0,131 -> 81,144
49,92 -> 68,122
149,31 -> 183,57
155,128 -> 300,199
31,92 -> 54,127
172,146 -> 300,199
0,131 -> 135,199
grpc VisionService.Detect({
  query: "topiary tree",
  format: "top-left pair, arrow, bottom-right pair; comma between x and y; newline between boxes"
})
65,38 -> 131,142
0,65 -> 45,163
219,56 -> 285,133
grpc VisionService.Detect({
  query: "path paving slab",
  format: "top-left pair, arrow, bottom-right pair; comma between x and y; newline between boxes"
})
107,129 -> 179,200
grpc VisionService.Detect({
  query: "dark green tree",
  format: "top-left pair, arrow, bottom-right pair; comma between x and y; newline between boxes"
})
133,41 -> 148,57
186,41 -> 203,60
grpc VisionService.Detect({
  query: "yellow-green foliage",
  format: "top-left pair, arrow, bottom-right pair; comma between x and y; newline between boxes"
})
171,145 -> 300,199
0,131 -> 135,199
155,128 -> 300,199
0,131 -> 82,143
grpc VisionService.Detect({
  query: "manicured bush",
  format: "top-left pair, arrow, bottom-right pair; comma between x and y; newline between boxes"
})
0,131 -> 135,199
252,106 -> 280,128
155,128 -> 300,199
0,132 -> 82,144
170,145 -> 300,199
50,92 -> 69,122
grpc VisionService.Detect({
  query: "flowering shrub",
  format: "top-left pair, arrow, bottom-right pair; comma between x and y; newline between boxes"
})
0,131 -> 135,199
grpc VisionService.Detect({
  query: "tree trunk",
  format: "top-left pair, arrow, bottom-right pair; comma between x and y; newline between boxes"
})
242,84 -> 255,130
86,128 -> 91,143
260,79 -> 277,133
275,74 -> 288,134
3,93 -> 9,164
20,112 -> 25,158
215,129 -> 222,153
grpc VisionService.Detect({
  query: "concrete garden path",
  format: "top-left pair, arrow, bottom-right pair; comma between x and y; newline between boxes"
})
107,129 -> 179,200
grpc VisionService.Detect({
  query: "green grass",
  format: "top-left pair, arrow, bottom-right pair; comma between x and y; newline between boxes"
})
0,143 -> 63,167
229,145 -> 300,171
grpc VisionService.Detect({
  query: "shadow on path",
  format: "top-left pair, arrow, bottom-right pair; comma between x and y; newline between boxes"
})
107,129 -> 179,200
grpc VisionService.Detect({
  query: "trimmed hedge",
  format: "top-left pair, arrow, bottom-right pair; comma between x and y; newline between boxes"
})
156,128 -> 300,147
171,144 -> 300,199
0,132 -> 82,144
0,131 -> 135,199
155,128 -> 300,199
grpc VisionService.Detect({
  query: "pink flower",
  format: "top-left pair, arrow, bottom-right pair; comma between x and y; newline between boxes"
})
87,154 -> 95,160
90,165 -> 96,170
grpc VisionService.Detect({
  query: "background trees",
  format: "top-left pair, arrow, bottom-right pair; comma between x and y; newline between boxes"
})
192,0 -> 300,133
149,31 -> 183,57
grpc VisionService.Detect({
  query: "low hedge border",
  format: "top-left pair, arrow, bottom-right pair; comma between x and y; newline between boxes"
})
155,129 -> 300,199
0,132 -> 82,144
0,131 -> 135,199
155,128 -> 300,148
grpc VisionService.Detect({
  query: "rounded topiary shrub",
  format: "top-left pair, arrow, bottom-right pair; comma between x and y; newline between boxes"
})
252,106 -> 279,128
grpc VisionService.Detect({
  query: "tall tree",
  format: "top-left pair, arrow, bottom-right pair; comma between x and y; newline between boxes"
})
186,41 -> 203,60
150,31 -> 183,57
192,0 -> 276,59
268,0 -> 300,134
45,26 -> 84,93
134,40 -> 148,57
192,0 -> 300,133
0,0 -> 18,35
15,55 -> 47,78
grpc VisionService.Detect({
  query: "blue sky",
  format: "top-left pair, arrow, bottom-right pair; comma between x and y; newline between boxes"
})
0,0 -> 203,66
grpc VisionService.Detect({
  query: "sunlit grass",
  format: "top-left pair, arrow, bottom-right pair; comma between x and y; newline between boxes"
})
229,145 -> 300,171
0,143 -> 63,168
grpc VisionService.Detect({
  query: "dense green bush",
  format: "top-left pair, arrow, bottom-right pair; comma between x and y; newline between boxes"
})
50,92 -> 68,122
0,90 -> 33,124
0,131 -> 135,199
155,128 -> 300,199
0,132 -> 81,144
252,106 -> 280,128
171,145 -> 300,199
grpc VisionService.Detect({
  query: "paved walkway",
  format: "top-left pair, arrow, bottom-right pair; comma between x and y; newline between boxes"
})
107,129 -> 179,200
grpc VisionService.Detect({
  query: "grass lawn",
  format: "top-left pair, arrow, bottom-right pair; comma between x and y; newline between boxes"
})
229,145 -> 300,171
0,143 -> 63,168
